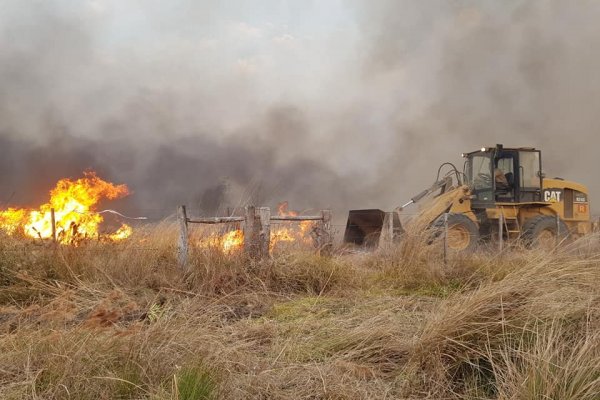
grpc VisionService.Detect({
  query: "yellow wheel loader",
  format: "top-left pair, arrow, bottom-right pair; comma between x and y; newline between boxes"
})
344,144 -> 592,251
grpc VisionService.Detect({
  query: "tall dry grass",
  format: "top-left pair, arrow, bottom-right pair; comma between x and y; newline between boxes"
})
404,241 -> 600,399
0,226 -> 598,398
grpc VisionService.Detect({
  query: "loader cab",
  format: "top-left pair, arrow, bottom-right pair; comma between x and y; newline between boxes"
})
465,145 -> 543,207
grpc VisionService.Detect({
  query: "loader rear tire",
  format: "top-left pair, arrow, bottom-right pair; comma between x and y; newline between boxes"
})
431,213 -> 479,253
522,215 -> 569,249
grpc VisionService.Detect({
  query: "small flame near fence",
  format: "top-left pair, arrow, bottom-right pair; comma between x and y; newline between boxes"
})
196,201 -> 315,253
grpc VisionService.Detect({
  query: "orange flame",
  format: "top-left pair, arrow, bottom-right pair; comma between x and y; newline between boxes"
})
277,201 -> 297,217
198,229 -> 244,253
0,171 -> 132,244
221,229 -> 244,252
197,202 -> 316,253
270,201 -> 315,251
109,224 -> 133,241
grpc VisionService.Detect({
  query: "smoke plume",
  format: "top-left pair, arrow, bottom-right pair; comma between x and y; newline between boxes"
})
1,1 -> 600,219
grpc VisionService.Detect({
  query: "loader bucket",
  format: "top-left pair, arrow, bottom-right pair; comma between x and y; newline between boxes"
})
344,209 -> 403,248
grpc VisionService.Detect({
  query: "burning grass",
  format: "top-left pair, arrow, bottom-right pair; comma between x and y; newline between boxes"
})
0,171 -> 133,244
0,227 -> 599,399
190,202 -> 320,255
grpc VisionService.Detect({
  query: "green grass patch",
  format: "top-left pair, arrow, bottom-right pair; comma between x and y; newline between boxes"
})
174,365 -> 218,400
268,296 -> 351,322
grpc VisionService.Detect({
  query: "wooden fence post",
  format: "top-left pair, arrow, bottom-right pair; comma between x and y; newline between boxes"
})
50,208 -> 57,244
443,213 -> 449,266
556,214 -> 560,246
320,209 -> 333,255
244,206 -> 260,258
379,211 -> 394,249
258,207 -> 271,258
498,213 -> 504,252
177,205 -> 189,269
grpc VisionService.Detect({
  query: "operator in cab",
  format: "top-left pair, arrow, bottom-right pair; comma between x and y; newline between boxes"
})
495,168 -> 510,192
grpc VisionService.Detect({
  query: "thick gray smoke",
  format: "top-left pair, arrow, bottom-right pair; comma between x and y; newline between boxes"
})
355,1 -> 600,209
2,1 -> 600,219
0,1 -> 360,218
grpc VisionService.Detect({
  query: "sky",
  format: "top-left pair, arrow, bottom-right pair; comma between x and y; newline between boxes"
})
2,1 -> 600,218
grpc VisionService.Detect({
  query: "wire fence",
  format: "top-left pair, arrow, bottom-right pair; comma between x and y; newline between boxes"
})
3,202 -> 600,259
175,205 -> 333,266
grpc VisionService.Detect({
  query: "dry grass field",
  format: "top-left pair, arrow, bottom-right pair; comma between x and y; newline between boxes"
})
0,225 -> 598,399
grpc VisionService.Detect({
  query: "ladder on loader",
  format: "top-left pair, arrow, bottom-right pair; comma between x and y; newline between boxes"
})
499,206 -> 521,240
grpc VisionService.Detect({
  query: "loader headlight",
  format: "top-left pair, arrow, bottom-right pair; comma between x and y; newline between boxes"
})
481,147 -> 486,152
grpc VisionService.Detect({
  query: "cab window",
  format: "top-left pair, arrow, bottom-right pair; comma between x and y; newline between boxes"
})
496,158 -> 514,175
468,153 -> 493,202
519,151 -> 542,189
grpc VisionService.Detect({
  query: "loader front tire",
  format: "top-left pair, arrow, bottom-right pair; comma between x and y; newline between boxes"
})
522,215 -> 569,249
431,213 -> 479,253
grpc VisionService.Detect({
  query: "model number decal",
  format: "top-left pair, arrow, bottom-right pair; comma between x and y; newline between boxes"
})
575,191 -> 588,203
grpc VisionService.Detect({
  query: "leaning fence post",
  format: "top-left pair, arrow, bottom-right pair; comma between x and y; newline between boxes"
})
443,213 -> 449,266
50,208 -> 57,244
379,211 -> 394,249
258,207 -> 271,258
177,205 -> 189,269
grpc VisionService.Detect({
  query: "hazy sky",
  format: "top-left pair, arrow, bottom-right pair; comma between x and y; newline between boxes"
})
2,1 -> 600,216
